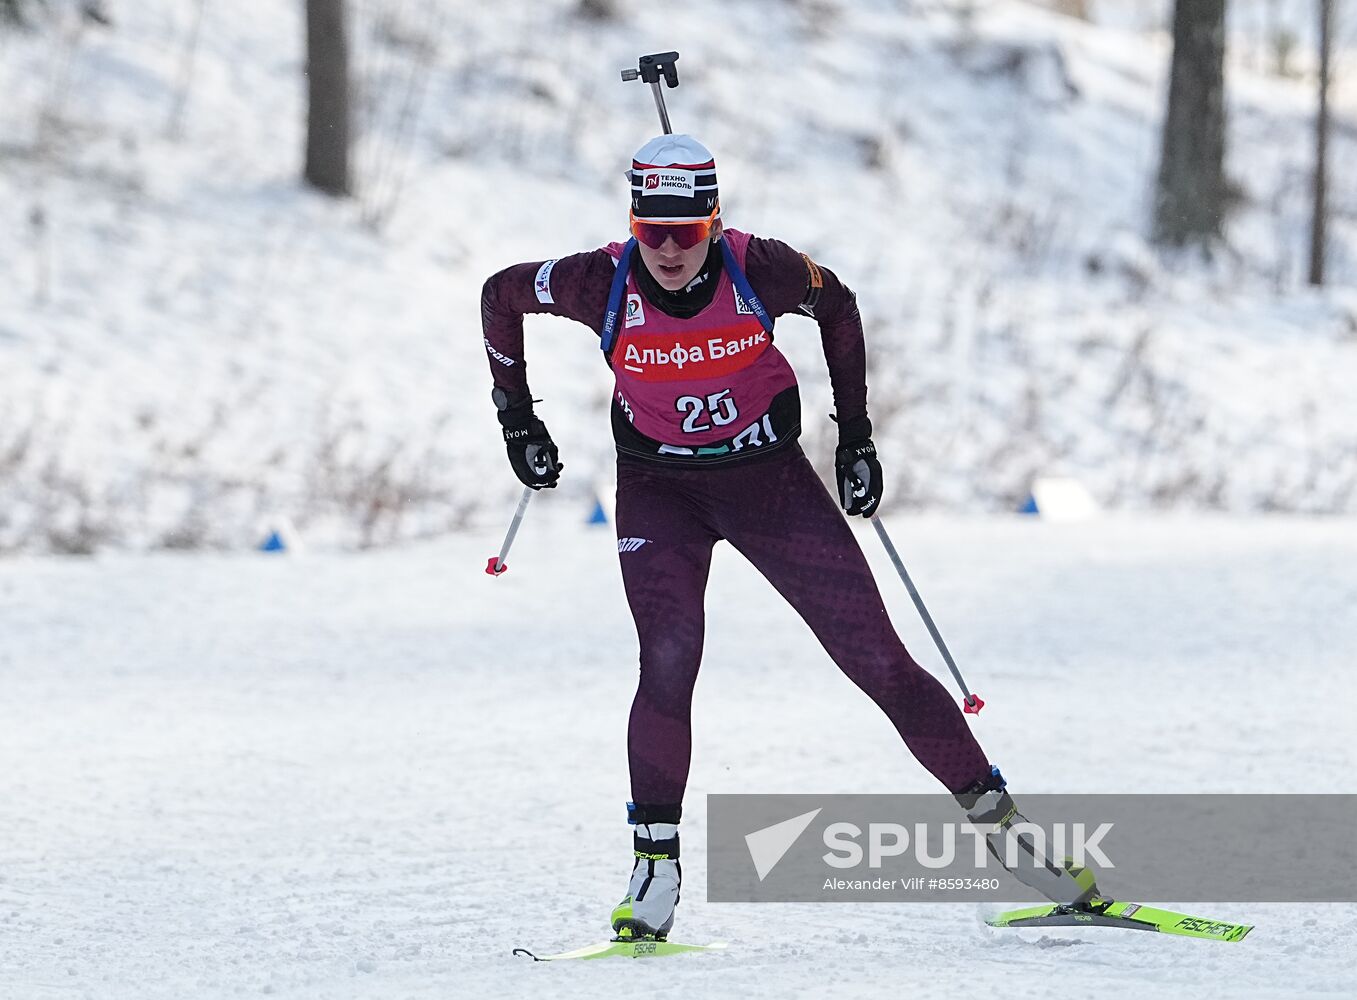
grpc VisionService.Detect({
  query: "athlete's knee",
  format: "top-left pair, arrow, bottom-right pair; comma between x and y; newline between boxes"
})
838,648 -> 898,690
637,632 -> 703,706
836,643 -> 933,704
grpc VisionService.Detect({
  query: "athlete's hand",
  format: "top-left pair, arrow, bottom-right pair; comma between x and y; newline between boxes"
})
834,415 -> 882,517
497,393 -> 564,490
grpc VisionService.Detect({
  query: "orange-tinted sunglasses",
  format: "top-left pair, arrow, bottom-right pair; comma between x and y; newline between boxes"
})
629,207 -> 720,250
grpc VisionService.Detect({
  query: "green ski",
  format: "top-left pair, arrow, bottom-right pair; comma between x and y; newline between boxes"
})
513,939 -> 729,961
988,899 -> 1252,942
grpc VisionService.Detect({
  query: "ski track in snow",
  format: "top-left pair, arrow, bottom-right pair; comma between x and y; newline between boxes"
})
2,515 -> 1355,998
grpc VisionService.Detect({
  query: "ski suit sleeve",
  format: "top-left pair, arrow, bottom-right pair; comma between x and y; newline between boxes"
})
479,249 -> 617,406
743,236 -> 868,425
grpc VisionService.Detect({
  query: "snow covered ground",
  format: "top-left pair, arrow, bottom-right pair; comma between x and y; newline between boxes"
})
4,514 -> 1355,997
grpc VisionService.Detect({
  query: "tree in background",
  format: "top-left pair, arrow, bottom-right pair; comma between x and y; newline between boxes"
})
304,0 -> 352,197
2,1 -> 111,29
1051,0 -> 1091,19
1153,0 -> 1229,249
576,0 -> 620,20
1,0 -> 41,27
1308,0 -> 1334,287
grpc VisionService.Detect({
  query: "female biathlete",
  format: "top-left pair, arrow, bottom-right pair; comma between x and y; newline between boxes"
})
480,134 -> 1094,941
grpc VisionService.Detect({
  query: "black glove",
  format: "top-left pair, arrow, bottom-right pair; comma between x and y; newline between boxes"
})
834,414 -> 882,517
495,391 -> 563,490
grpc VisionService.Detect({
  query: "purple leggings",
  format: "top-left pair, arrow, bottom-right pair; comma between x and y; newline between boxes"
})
615,445 -> 990,804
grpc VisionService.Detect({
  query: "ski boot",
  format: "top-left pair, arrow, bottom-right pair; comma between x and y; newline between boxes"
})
954,766 -> 1101,908
610,802 -> 681,941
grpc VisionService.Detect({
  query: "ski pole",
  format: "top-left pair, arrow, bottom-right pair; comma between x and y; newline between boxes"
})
621,51 -> 680,135
485,486 -> 534,577
870,516 -> 985,715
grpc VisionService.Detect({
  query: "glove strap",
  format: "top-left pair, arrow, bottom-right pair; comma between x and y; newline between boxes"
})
833,413 -> 873,445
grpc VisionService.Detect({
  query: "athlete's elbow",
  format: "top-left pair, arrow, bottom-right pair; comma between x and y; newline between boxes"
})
821,289 -> 862,332
480,270 -> 504,307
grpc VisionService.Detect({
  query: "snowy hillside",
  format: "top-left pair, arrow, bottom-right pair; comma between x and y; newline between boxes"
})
1,0 -> 1356,552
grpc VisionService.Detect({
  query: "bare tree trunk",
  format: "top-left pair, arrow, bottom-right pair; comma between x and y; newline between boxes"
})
1308,0 -> 1333,287
1050,0 -> 1092,19
166,0 -> 207,140
304,0 -> 351,197
1153,0 -> 1228,249
1,0 -> 39,26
